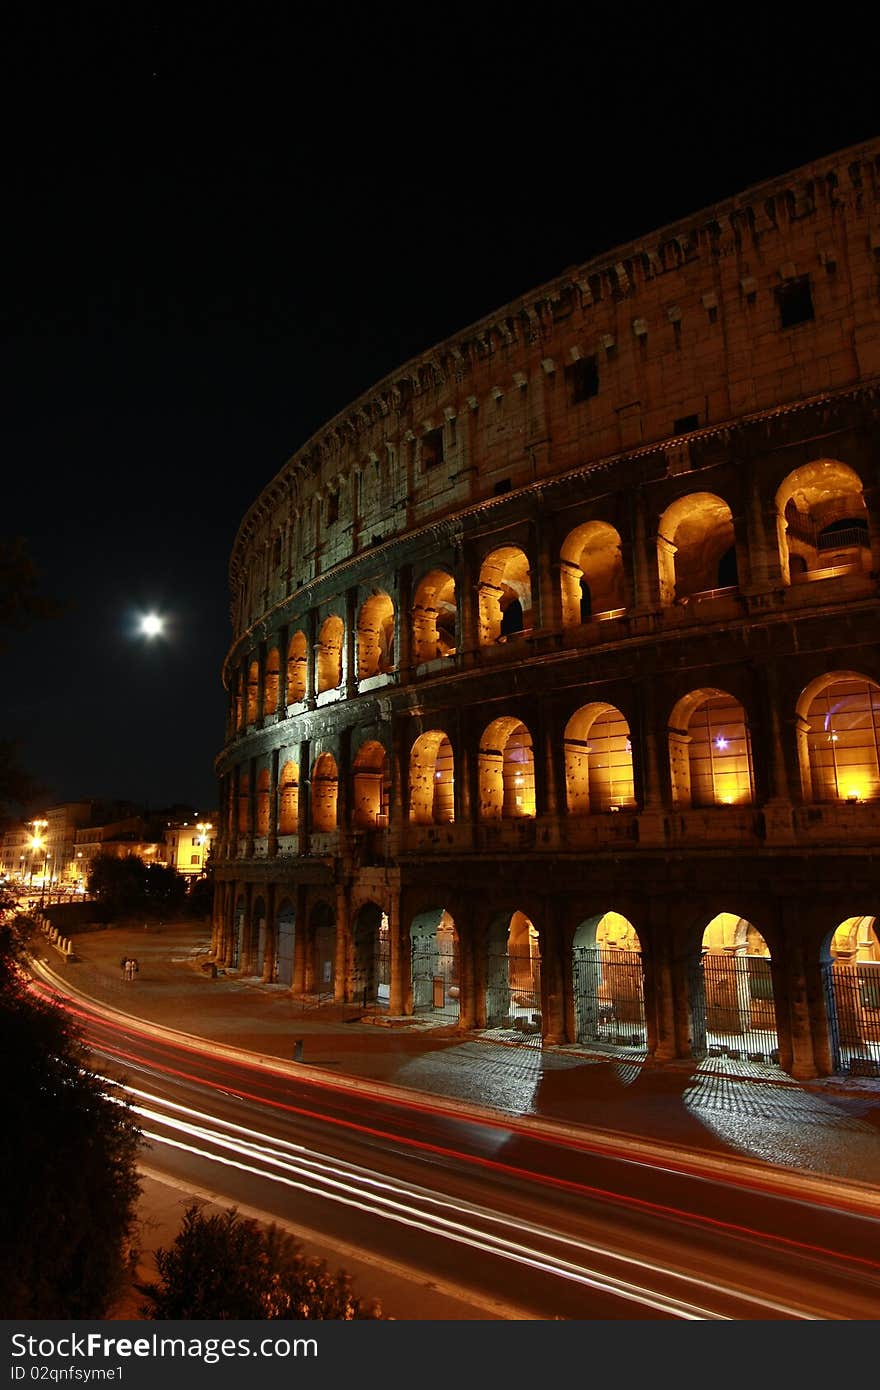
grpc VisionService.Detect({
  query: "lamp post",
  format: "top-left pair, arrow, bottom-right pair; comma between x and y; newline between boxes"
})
195,822 -> 213,875
28,819 -> 48,901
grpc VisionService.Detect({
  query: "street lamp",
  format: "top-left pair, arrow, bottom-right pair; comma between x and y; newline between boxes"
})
196,822 -> 213,875
28,819 -> 48,897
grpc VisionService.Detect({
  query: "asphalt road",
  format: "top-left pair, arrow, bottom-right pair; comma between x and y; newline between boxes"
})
42,981 -> 880,1321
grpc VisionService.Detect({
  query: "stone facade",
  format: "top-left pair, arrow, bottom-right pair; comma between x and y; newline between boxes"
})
214,139 -> 880,1079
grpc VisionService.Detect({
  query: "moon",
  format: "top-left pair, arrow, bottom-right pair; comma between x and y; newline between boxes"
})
140,614 -> 164,637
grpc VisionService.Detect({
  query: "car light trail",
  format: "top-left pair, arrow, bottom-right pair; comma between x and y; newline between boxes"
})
112,1079 -> 821,1320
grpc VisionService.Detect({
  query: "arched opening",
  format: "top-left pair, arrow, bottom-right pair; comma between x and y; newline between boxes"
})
232,895 -> 244,968
351,902 -> 390,1007
409,731 -> 455,824
690,914 -> 778,1064
412,569 -> 457,663
775,460 -> 870,585
236,774 -> 250,834
657,493 -> 737,606
564,704 -> 635,814
797,673 -> 880,804
310,753 -> 338,832
485,910 -> 542,1033
669,689 -> 754,807
411,908 -> 459,1020
478,717 -> 536,819
255,768 -> 270,836
263,648 -> 280,718
352,740 -> 390,828
307,900 -> 336,996
572,912 -> 646,1050
316,615 -> 343,693
826,917 -> 880,1075
275,898 -> 295,986
278,761 -> 299,834
287,630 -> 308,704
560,522 -> 626,625
357,593 -> 395,679
253,894 -> 268,976
246,660 -> 259,723
478,546 -> 532,644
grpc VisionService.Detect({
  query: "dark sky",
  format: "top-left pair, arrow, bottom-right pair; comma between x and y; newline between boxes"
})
0,10 -> 875,816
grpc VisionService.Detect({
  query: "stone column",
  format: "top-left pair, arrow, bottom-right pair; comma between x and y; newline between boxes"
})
863,483 -> 880,578
533,510 -> 560,632
396,564 -> 413,678
773,916 -> 820,1079
456,545 -> 478,662
305,609 -> 317,708
263,881 -> 277,982
256,639 -> 266,729
539,910 -> 565,1044
636,679 -> 666,845
298,738 -> 311,852
334,883 -> 350,1004
268,748 -> 279,858
630,486 -> 659,612
388,889 -> 404,1015
344,588 -> 358,697
293,884 -> 308,995
457,902 -> 477,1030
276,623 -> 289,715
756,661 -> 795,843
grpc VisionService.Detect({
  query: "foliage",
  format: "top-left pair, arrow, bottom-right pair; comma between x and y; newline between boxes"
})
185,872 -> 214,919
87,853 -> 186,919
0,923 -> 141,1317
139,1203 -> 383,1320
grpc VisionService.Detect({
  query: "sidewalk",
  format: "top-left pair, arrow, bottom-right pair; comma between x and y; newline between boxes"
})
33,919 -> 880,1317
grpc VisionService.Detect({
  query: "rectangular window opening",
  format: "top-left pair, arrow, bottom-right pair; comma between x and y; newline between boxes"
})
422,427 -> 444,471
566,355 -> 599,405
776,276 -> 814,329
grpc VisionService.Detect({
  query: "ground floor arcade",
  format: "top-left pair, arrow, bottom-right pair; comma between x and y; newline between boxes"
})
211,858 -> 880,1080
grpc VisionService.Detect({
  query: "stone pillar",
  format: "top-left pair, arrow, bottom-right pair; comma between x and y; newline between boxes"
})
534,511 -> 560,632
276,623 -> 289,715
336,727 -> 352,833
773,917 -> 821,1079
636,679 -> 666,845
745,463 -> 773,590
396,564 -> 413,677
268,748 -> 279,857
457,546 -> 478,661
305,609 -> 317,708
245,757 -> 256,858
863,484 -> 880,578
630,486 -> 659,612
256,639 -> 266,729
540,911 -> 565,1044
263,881 -> 277,982
388,889 -> 404,1015
756,662 -> 795,842
293,884 -> 308,994
457,903 -> 477,1030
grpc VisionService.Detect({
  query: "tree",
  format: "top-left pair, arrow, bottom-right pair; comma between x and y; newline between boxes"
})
139,1204 -> 383,1320
0,920 -> 141,1316
87,853 -> 186,919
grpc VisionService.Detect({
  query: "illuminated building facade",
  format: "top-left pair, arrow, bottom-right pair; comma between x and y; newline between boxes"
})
214,140 -> 880,1078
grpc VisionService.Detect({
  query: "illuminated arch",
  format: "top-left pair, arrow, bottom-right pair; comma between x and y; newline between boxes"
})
564,703 -> 635,814
775,460 -> 869,586
410,908 -> 459,1019
409,731 -> 455,824
796,672 -> 880,804
263,647 -> 279,719
357,593 -> 395,679
560,522 -> 625,625
572,911 -> 646,1048
478,717 -> 536,819
311,753 -> 338,832
412,569 -> 456,662
278,760 -> 299,834
478,546 -> 532,644
668,689 -> 754,807
286,630 -> 308,704
657,493 -> 737,606
485,910 -> 541,1030
316,616 -> 343,694
351,740 -> 390,828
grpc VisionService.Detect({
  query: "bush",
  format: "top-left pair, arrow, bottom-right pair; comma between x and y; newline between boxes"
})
139,1204 -> 383,1320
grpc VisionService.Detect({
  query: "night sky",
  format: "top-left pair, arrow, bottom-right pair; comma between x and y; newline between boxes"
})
0,11 -> 875,817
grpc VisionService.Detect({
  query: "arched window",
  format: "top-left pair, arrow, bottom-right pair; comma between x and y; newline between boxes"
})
311,753 -> 338,832
478,717 -> 536,819
478,547 -> 532,644
316,616 -> 343,694
412,570 -> 456,663
657,493 -> 737,606
278,761 -> 299,834
560,522 -> 625,626
409,731 -> 455,824
352,741 -> 390,827
775,460 -> 869,585
357,594 -> 395,680
287,631 -> 308,704
798,674 -> 880,803
564,704 -> 635,814
695,913 -> 777,1063
255,768 -> 270,835
669,690 -> 754,807
572,912 -> 646,1048
263,648 -> 279,719
246,660 -> 259,723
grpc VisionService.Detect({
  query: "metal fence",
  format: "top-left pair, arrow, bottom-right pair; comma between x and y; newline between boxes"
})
826,961 -> 880,1076
573,947 -> 646,1049
411,934 -> 459,1020
485,946 -> 542,1033
690,953 -> 778,1063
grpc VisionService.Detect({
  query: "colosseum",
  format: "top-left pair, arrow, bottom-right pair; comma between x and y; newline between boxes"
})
213,138 -> 880,1081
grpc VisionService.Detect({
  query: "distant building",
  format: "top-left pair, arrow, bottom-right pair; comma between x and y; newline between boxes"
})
165,817 -> 217,878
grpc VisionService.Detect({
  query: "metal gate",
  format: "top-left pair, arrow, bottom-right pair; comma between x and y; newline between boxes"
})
573,947 -> 646,1049
411,931 -> 459,1020
485,946 -> 542,1033
691,953 -> 779,1063
353,914 -> 390,1007
828,961 -> 880,1075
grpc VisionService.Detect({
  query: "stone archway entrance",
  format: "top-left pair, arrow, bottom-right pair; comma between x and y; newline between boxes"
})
485,910 -> 541,1035
276,898 -> 295,986
253,895 -> 267,976
825,917 -> 880,1076
232,895 -> 244,968
690,913 -> 779,1064
351,902 -> 390,1007
307,901 -> 336,998
410,908 -> 459,1021
572,911 -> 646,1051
